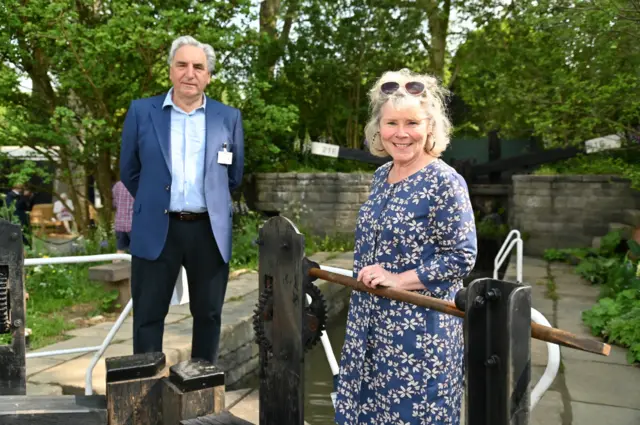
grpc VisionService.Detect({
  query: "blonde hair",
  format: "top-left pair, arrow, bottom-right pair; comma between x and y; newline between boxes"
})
364,69 -> 452,157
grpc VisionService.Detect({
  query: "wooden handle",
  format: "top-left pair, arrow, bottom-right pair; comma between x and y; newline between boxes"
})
309,268 -> 611,357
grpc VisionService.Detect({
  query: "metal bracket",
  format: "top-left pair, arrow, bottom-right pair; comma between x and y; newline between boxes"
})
462,278 -> 531,425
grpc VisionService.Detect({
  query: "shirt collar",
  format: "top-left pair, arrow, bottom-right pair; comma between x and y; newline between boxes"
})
162,88 -> 206,112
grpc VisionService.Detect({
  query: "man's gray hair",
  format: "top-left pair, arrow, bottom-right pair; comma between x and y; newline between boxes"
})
167,35 -> 216,76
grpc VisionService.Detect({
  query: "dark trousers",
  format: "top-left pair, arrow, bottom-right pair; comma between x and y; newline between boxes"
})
131,217 -> 229,364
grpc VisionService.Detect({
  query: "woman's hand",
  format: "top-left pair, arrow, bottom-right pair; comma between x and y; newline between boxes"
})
358,264 -> 398,288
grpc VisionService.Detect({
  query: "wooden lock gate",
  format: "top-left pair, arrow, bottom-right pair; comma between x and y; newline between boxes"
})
1,216 -> 611,425
253,216 -> 610,425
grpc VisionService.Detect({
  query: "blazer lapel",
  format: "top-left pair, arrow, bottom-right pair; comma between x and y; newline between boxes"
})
150,99 -> 172,172
205,96 -> 222,169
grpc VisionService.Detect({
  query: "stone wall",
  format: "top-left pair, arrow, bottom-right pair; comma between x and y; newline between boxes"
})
510,175 -> 640,256
254,173 -> 373,235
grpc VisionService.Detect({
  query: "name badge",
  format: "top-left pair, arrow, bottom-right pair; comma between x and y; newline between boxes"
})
218,143 -> 233,165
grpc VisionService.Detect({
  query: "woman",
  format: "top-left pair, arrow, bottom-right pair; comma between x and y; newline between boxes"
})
335,69 -> 477,425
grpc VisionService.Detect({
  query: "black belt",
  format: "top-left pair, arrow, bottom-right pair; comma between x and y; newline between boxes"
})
169,211 -> 209,221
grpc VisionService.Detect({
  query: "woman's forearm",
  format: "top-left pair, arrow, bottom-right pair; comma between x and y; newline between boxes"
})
395,270 -> 428,291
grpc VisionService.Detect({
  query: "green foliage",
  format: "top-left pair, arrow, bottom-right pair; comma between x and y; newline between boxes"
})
16,262 -> 119,348
568,235 -> 640,364
534,150 -> 640,190
456,0 -> 640,143
583,289 -> 640,363
230,211 -> 264,271
229,210 -> 355,272
543,247 -> 593,263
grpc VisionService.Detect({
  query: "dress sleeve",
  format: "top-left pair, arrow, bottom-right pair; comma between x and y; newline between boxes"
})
416,172 -> 477,294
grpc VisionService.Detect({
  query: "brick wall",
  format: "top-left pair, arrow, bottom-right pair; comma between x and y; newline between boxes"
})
254,173 -> 373,235
510,175 -> 639,256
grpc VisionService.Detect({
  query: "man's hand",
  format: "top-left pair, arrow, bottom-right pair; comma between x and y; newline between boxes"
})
357,264 -> 398,289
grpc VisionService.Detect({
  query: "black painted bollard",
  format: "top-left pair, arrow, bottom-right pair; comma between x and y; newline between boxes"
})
105,352 -> 168,425
162,359 -> 226,425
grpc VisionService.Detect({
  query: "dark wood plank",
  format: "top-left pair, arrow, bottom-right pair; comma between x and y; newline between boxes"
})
258,217 -> 306,425
106,352 -> 166,383
0,395 -> 107,425
470,146 -> 581,177
0,219 -> 26,395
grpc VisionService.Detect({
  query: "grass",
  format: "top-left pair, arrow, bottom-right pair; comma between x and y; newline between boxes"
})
0,262 -> 120,349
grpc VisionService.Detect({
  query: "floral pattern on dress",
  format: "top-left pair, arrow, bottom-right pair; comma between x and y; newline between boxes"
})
335,159 -> 477,425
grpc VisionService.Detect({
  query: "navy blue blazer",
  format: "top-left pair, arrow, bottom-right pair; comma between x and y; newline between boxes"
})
119,94 -> 244,263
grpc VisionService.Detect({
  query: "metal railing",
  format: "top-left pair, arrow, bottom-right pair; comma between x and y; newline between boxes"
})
24,253 -> 134,395
494,229 -> 523,283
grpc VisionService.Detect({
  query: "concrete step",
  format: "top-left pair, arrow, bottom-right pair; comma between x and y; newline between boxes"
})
622,209 -> 640,227
608,222 -> 633,239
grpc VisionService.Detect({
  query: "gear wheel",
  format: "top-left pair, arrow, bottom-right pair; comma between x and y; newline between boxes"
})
252,280 -> 327,353
303,281 -> 327,350
0,266 -> 10,334
253,284 -> 274,352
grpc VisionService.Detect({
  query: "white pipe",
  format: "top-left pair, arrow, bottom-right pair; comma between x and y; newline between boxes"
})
85,298 -> 133,395
493,239 -> 518,279
26,346 -> 101,359
319,265 -> 353,277
530,308 -> 561,410
516,238 -> 523,284
24,253 -> 131,266
24,253 -> 134,395
306,292 -> 340,377
494,230 -> 521,271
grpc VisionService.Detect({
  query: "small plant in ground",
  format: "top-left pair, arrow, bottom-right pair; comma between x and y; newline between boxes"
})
583,288 -> 640,363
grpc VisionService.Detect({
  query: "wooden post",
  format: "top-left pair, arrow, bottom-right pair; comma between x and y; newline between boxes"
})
257,216 -> 306,425
0,219 -> 26,396
105,352 -> 167,425
488,130 -> 502,183
162,359 -> 225,425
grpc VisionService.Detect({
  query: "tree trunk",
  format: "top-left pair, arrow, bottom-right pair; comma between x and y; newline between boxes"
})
419,0 -> 451,80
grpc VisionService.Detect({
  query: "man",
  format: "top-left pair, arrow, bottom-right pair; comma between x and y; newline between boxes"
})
111,180 -> 134,254
4,184 -> 32,246
120,35 -> 244,364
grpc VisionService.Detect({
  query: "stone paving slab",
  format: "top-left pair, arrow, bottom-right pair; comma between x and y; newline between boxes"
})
26,382 -> 63,396
564,360 -> 640,410
530,390 -> 564,425
26,356 -> 66,377
572,402 -> 640,425
30,336 -> 121,361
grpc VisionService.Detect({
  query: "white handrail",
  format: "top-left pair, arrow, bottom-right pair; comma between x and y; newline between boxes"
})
494,229 -> 523,283
318,263 -> 559,412
24,253 -> 133,395
530,308 -> 561,409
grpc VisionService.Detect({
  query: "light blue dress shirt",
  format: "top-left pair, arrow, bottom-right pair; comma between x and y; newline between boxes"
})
163,89 -> 207,213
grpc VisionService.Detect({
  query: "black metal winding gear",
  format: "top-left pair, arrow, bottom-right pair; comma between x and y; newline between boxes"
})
252,257 -> 328,353
0,267 -> 11,334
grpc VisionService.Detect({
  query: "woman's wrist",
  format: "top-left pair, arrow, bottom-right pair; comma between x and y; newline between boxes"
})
395,270 -> 426,291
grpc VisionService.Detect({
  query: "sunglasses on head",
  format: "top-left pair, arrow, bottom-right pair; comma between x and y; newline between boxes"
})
380,81 -> 426,96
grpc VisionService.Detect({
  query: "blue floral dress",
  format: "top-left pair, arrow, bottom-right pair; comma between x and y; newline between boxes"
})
335,160 -> 477,425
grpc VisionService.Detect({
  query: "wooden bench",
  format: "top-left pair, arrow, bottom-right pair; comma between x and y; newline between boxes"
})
88,262 -> 132,307
29,203 -> 64,235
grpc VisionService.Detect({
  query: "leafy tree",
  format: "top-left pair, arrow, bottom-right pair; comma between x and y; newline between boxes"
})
455,0 -> 640,145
